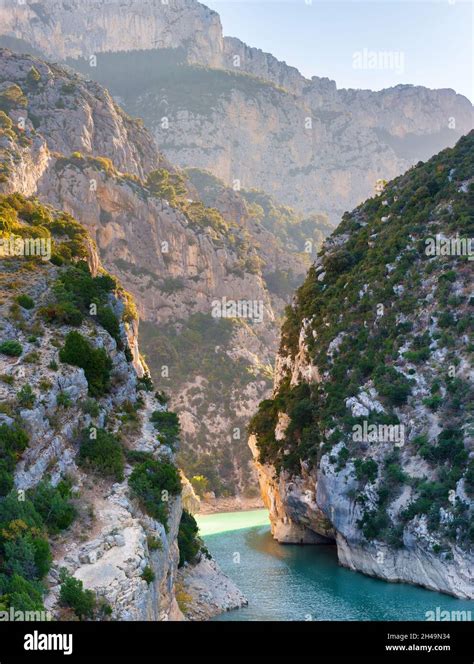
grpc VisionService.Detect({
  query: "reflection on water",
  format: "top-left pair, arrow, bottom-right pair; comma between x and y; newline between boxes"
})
200,514 -> 473,622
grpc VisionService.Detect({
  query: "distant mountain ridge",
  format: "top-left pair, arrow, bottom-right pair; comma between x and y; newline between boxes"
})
1,0 -> 472,221
0,47 -> 327,494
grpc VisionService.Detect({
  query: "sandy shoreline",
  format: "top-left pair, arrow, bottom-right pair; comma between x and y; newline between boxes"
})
197,496 -> 264,516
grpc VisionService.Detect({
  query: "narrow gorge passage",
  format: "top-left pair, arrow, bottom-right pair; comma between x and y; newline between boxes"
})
197,511 -> 474,621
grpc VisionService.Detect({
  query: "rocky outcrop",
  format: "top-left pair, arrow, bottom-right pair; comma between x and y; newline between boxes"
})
177,556 -> 247,621
0,48 -> 325,493
1,0 -> 472,222
249,133 -> 474,599
0,211 -> 183,618
42,388 -> 186,621
249,435 -> 332,544
0,189 -> 244,619
0,0 -> 224,66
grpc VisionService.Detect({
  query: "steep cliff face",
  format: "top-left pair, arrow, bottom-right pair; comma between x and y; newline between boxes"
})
65,48 -> 473,223
249,132 -> 474,598
0,0 -> 224,66
2,0 -> 471,222
0,191 -> 186,619
0,49 -> 324,493
0,187 -> 246,621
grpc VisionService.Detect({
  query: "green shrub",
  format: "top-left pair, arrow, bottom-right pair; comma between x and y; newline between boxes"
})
422,395 -> 443,411
358,507 -> 390,540
336,446 -> 350,470
373,366 -> 413,406
56,391 -> 72,408
0,463 -> 14,496
137,373 -> 154,392
178,510 -> 203,567
141,566 -> 155,583
3,533 -> 38,580
155,391 -> 169,406
26,67 -> 41,87
146,168 -> 187,207
45,263 -> 117,329
40,302 -> 83,326
418,429 -> 467,466
31,538 -> 53,578
0,85 -> 27,113
59,570 -> 96,620
438,312 -> 455,328
17,384 -> 35,409
354,458 -> 378,483
150,410 -> 180,446
465,459 -> 474,497
79,428 -> 124,481
384,463 -> 408,489
0,424 -> 29,496
0,340 -> 23,357
248,398 -> 279,465
15,294 -> 35,310
97,306 -> 121,345
125,449 -> 154,465
59,331 -> 112,397
147,535 -> 162,551
1,574 -> 45,612
129,459 -> 181,529
81,398 -> 100,417
61,83 -> 76,95
0,498 -> 52,586
28,480 -> 76,534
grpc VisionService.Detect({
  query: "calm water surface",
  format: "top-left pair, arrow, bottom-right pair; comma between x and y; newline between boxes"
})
196,509 -> 473,621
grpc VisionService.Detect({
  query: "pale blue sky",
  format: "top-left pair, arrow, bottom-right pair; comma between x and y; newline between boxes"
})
204,0 -> 473,101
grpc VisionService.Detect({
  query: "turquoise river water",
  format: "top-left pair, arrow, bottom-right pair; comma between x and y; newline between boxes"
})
195,509 -> 473,621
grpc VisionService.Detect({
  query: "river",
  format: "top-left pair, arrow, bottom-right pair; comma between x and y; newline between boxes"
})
196,509 -> 473,621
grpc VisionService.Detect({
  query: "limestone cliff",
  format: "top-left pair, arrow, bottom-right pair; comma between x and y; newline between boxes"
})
2,0 -> 471,223
0,191 -> 186,619
249,132 -> 474,599
0,187 -> 246,619
0,48 -> 325,493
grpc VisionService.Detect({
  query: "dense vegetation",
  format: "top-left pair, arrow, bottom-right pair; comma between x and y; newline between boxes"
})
186,167 -> 332,251
60,332 -> 112,397
0,193 -> 89,263
67,48 -> 287,117
79,427 -> 125,481
250,132 -> 474,548
0,469 -> 76,612
141,314 -> 271,495
128,457 -> 181,531
0,424 -> 29,497
177,510 -> 209,567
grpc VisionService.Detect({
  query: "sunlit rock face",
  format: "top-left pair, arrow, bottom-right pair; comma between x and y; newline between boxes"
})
0,48 -> 326,493
0,196 -> 184,618
0,0 -> 472,224
249,132 -> 474,599
0,0 -> 224,65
